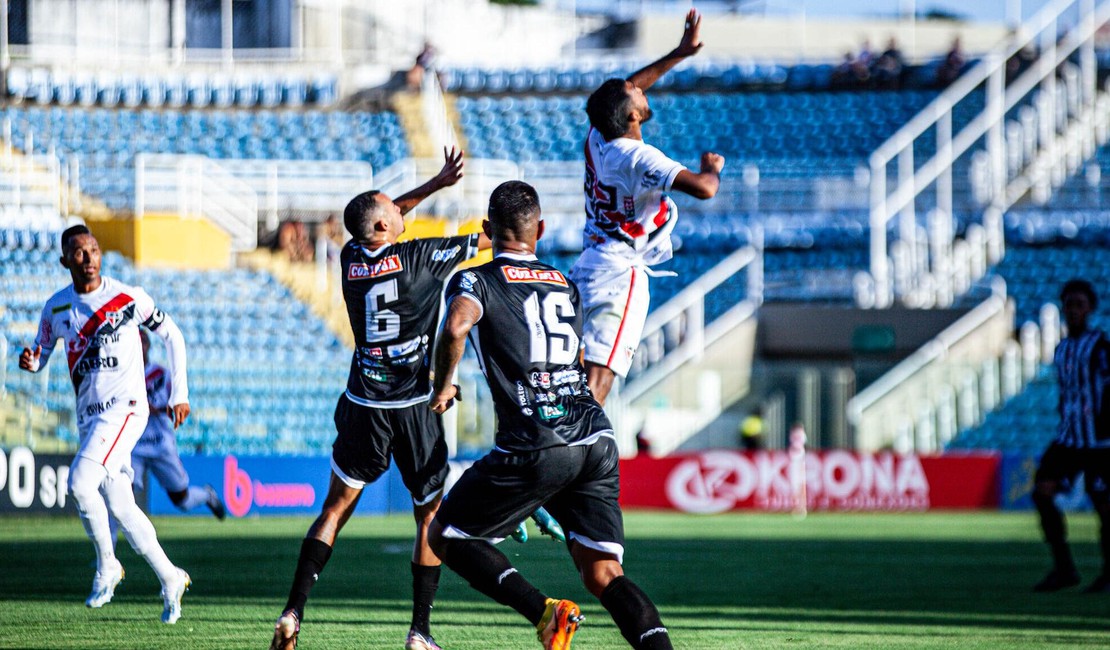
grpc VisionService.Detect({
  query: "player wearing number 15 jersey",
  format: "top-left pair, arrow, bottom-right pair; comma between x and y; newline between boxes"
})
429,181 -> 674,650
271,148 -> 489,650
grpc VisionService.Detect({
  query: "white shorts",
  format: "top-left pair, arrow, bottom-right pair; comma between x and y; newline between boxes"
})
77,408 -> 148,475
569,262 -> 649,378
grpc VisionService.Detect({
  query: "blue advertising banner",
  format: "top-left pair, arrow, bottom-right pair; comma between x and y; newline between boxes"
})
999,452 -> 1091,512
148,455 -> 414,517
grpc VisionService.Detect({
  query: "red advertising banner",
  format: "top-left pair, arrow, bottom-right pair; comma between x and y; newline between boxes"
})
619,450 -> 1000,513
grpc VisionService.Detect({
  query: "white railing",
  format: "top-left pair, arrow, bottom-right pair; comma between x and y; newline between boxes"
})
846,278 -> 1013,451
134,154 -> 257,251
867,0 -> 1107,309
0,119 -> 76,217
217,159 -> 373,231
622,242 -> 764,405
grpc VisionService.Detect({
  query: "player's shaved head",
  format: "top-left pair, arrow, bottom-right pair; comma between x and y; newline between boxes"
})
587,78 -> 634,141
60,224 -> 93,254
487,181 -> 541,240
343,190 -> 385,240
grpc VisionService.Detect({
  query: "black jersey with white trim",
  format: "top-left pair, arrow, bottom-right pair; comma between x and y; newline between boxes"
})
342,234 -> 480,406
445,253 -> 613,452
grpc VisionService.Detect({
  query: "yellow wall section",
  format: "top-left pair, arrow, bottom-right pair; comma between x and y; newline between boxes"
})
86,213 -> 231,269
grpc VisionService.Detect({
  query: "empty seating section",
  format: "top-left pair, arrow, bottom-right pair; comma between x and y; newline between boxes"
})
1,227 -> 348,456
1,107 -> 408,210
4,67 -> 338,109
457,91 -> 943,173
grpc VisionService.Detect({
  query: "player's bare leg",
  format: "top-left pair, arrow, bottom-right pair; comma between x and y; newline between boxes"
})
569,542 -> 673,649
272,473 -> 362,649
585,362 -> 617,407
407,493 -> 444,650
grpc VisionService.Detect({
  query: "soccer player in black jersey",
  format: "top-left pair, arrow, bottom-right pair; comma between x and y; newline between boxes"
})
271,148 -> 489,650
1032,279 -> 1110,594
428,180 -> 674,650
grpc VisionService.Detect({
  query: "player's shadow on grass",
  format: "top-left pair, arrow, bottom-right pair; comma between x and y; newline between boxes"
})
5,536 -> 1108,632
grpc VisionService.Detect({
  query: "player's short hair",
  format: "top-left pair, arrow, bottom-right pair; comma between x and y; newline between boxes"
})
587,78 -> 633,141
1061,278 -> 1098,309
488,181 -> 540,236
343,190 -> 382,239
60,224 -> 92,254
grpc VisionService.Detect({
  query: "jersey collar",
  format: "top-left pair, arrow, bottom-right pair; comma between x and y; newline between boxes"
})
495,251 -> 538,262
359,242 -> 391,257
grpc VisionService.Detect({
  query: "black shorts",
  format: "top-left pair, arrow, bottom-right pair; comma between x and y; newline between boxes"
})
332,394 -> 448,504
1035,442 -> 1110,505
436,436 -> 625,560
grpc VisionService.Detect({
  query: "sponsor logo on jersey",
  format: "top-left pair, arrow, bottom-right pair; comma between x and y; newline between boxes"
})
538,404 -> 568,420
458,271 -> 477,292
551,369 -> 580,386
388,336 -> 423,359
530,372 -> 552,389
74,356 -> 120,374
85,397 -> 118,417
641,169 -> 665,188
501,266 -> 568,286
431,245 -> 461,262
347,255 -> 403,281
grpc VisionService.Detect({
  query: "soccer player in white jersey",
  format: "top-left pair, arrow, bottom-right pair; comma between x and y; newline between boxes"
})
19,225 -> 192,624
573,8 -> 725,406
132,328 -> 226,519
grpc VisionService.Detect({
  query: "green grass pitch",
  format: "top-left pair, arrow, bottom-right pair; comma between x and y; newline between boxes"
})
1,511 -> 1107,649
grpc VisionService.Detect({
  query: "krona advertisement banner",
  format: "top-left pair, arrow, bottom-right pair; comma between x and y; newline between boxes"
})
619,450 -> 1000,513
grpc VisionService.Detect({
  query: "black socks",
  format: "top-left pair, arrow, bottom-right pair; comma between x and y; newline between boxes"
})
284,537 -> 333,621
599,576 -> 673,650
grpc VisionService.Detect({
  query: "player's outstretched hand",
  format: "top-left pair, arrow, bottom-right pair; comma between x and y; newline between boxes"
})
676,8 -> 704,58
433,146 -> 465,189
429,384 -> 459,414
168,402 -> 190,429
18,345 -> 41,372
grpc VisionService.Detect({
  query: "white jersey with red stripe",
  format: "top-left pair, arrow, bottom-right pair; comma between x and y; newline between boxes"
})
580,126 -> 686,270
31,276 -> 187,434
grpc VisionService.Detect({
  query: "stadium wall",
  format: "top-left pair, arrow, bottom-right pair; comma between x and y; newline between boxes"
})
86,214 -> 232,269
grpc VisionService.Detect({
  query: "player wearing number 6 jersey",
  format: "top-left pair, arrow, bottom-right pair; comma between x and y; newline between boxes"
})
271,148 -> 490,650
19,224 -> 191,624
428,181 -> 674,650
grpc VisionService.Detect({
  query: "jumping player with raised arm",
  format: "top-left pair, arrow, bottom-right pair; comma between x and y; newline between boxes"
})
574,8 -> 725,405
428,181 -> 675,650
271,148 -> 488,650
19,224 -> 192,624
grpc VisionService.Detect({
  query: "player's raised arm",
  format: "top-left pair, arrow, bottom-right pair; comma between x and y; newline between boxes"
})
672,151 -> 725,200
627,8 -> 703,91
394,146 -> 465,216
429,294 -> 482,414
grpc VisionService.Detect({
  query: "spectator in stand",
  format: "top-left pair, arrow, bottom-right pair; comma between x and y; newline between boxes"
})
316,214 -> 347,264
872,38 -> 906,89
936,37 -> 967,87
274,219 -> 314,263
